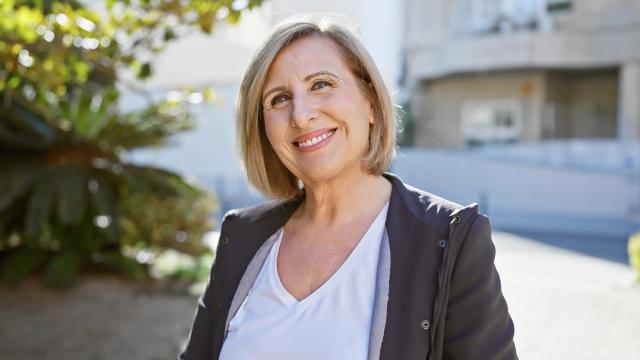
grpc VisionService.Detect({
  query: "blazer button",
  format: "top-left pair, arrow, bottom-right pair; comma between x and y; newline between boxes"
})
214,302 -> 222,311
421,320 -> 431,330
221,237 -> 230,246
437,239 -> 448,248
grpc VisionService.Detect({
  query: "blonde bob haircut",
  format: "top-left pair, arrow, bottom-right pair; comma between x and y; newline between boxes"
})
237,16 -> 397,199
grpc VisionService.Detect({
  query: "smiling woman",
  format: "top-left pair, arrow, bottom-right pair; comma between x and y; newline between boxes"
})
178,16 -> 518,360
236,18 -> 395,200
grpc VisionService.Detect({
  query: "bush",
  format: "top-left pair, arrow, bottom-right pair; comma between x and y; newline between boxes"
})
629,231 -> 640,283
0,174 -> 216,289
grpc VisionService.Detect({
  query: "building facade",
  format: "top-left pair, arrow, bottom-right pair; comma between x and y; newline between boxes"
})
405,0 -> 640,147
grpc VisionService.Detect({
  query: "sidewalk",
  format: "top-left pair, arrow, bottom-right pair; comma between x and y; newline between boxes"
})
493,231 -> 640,360
1,232 -> 638,360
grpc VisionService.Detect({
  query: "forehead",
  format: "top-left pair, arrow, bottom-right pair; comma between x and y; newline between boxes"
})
266,35 -> 350,81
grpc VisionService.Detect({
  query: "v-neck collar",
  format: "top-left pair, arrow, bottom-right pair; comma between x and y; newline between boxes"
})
270,201 -> 389,310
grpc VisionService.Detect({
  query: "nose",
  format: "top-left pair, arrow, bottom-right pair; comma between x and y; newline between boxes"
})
290,93 -> 317,128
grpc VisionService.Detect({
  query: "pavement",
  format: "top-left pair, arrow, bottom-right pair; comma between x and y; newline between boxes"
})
493,231 -> 640,360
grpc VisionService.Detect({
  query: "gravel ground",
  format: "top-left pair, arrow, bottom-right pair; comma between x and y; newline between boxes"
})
0,274 -> 199,360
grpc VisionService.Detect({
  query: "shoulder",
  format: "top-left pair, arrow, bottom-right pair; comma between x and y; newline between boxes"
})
384,172 -> 479,236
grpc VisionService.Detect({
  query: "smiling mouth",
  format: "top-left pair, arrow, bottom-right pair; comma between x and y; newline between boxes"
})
293,128 -> 337,148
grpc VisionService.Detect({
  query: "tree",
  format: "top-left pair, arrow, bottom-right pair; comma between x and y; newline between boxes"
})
0,0 -> 263,288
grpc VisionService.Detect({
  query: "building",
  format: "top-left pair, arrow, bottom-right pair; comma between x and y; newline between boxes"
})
404,0 -> 640,147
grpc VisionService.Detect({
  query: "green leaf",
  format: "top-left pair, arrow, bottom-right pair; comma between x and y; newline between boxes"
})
227,9 -> 242,24
25,173 -> 56,236
136,62 -> 151,80
1,249 -> 46,287
6,99 -> 57,143
0,119 -> 49,150
64,88 -> 116,140
629,232 -> 640,282
55,165 -> 87,225
198,12 -> 214,33
1,0 -> 16,13
77,212 -> 104,253
68,90 -> 85,129
0,163 -> 41,212
248,0 -> 263,9
122,164 -> 199,197
8,76 -> 21,89
74,61 -> 90,82
44,250 -> 82,289
163,28 -> 176,41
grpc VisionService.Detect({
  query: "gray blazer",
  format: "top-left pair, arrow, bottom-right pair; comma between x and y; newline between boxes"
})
178,173 -> 518,359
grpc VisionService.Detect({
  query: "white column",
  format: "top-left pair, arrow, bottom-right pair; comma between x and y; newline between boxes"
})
359,0 -> 405,92
618,62 -> 640,140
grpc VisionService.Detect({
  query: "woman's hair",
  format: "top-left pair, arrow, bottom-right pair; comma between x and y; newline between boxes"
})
237,16 -> 397,199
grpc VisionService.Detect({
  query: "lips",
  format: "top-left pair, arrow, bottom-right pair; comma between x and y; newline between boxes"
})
292,128 -> 337,148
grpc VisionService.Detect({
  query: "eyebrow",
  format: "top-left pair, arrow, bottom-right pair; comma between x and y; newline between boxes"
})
262,70 -> 339,101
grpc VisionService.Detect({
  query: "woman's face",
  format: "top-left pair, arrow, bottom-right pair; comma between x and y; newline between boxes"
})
261,36 -> 374,185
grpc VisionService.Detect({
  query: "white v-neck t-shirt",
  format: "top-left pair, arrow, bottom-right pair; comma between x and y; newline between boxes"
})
219,202 -> 389,360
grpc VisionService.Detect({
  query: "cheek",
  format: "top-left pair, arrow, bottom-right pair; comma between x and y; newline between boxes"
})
341,100 -> 373,138
263,118 -> 291,156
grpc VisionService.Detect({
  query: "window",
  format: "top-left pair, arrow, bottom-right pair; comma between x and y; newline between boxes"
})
452,0 -> 543,34
547,0 -> 572,13
452,0 -> 501,33
461,99 -> 523,145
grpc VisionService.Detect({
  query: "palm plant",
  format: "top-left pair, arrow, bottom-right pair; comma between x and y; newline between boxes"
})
0,87 -> 215,288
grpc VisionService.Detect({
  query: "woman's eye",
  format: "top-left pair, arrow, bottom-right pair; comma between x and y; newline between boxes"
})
311,80 -> 332,90
270,94 -> 290,106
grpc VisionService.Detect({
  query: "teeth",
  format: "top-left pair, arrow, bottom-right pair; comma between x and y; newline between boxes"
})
297,129 -> 335,148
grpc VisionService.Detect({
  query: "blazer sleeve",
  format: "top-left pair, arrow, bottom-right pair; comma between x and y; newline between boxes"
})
443,213 -> 518,360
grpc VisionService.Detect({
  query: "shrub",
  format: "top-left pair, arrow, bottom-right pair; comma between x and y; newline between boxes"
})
629,231 -> 640,283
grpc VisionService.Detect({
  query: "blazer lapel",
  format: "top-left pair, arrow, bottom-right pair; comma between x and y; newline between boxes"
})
378,173 -> 451,360
368,230 -> 391,360
211,197 -> 302,357
216,198 -> 302,303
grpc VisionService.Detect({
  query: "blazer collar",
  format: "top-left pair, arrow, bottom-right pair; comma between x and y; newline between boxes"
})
223,172 -> 452,272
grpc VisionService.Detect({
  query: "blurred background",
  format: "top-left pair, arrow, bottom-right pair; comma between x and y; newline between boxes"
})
1,0 -> 639,359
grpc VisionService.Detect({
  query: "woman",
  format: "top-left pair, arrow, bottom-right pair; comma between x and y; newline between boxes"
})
179,17 -> 517,360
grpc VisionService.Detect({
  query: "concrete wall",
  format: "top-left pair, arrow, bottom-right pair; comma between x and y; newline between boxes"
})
545,69 -> 619,139
405,0 -> 640,81
413,70 -> 547,147
391,143 -> 640,239
412,68 -> 621,147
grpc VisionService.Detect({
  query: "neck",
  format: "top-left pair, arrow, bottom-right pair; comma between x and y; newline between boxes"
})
297,169 -> 391,227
